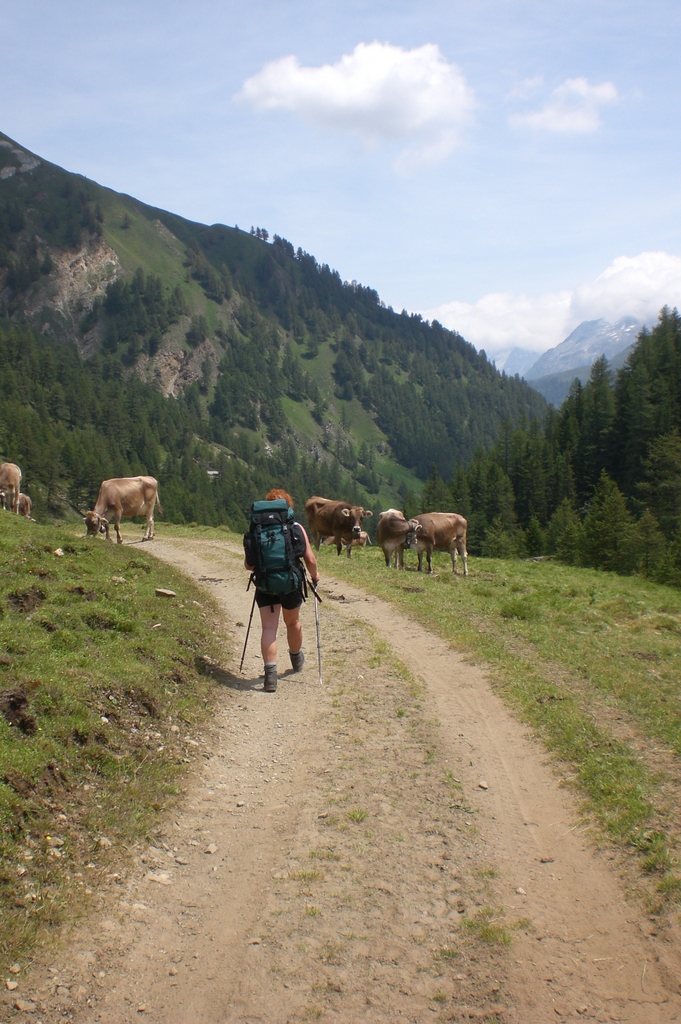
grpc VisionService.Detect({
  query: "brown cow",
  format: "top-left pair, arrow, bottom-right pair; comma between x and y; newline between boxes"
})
376,509 -> 421,569
0,463 -> 21,513
305,496 -> 373,558
16,493 -> 33,519
405,512 -> 468,575
84,476 -> 161,544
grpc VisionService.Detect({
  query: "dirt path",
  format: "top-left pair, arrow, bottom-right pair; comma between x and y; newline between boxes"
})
6,536 -> 681,1024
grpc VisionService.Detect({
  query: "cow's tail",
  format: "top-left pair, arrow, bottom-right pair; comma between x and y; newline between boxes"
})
155,488 -> 163,517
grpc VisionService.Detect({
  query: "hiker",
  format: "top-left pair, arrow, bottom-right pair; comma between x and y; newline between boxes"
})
243,489 -> 320,693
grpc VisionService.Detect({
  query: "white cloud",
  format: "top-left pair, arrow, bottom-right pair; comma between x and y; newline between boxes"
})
570,252 -> 681,324
505,75 -> 544,102
509,77 -> 617,133
424,289 -> 573,355
423,252 -> 681,356
236,42 -> 475,171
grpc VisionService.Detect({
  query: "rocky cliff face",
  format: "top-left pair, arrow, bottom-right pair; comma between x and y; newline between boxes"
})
18,236 -> 121,352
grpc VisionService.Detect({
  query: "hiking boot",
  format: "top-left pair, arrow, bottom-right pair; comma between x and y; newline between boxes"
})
264,663 -> 278,693
290,649 -> 305,673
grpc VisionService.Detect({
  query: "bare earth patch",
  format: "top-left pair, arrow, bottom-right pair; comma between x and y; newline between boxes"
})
6,536 -> 681,1024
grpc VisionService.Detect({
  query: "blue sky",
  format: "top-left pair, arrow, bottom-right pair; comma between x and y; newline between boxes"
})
2,0 -> 681,359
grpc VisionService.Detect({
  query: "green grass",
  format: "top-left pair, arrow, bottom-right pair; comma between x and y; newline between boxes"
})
0,515 -> 222,964
461,908 -> 513,946
291,869 -> 325,882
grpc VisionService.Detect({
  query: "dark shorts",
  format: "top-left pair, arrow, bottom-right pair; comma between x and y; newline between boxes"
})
255,588 -> 304,611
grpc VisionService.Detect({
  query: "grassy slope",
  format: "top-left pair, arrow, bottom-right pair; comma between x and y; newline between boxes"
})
0,515 -> 224,966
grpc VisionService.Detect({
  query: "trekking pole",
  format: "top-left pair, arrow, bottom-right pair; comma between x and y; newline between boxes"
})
307,577 -> 323,686
239,584 -> 257,674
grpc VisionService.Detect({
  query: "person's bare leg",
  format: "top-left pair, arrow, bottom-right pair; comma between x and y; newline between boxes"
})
260,605 -> 281,663
283,606 -> 304,671
282,606 -> 302,655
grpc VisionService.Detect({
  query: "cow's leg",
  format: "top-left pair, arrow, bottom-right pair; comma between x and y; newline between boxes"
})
311,530 -> 321,551
383,548 -> 390,568
427,547 -> 433,574
346,541 -> 352,558
417,550 -> 423,572
451,547 -> 458,574
398,544 -> 404,569
114,512 -> 123,544
144,507 -> 154,541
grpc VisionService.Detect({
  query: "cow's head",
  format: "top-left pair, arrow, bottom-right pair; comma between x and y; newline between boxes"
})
83,510 -> 108,537
341,505 -> 373,537
403,519 -> 423,550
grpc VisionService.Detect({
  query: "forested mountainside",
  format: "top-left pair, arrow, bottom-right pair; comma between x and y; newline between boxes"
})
424,308 -> 681,585
0,318 -> 373,526
0,130 -> 546,524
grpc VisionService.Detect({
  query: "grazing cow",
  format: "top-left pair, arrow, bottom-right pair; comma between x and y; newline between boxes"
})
0,463 -> 21,513
323,530 -> 371,551
84,476 -> 161,544
16,493 -> 33,519
305,496 -> 373,558
405,512 -> 468,575
377,509 -> 422,569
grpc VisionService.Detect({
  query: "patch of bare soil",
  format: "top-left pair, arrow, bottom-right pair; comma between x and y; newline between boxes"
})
5,536 -> 681,1024
6,586 -> 45,614
0,686 -> 37,734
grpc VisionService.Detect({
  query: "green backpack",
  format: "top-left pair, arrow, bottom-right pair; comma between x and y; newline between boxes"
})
244,499 -> 306,596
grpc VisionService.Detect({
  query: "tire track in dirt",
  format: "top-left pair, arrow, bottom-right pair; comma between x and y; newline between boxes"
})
6,536 -> 681,1024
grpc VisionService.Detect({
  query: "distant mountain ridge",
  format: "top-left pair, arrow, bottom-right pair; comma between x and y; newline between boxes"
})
525,343 -> 637,407
500,346 -> 539,377
524,316 -> 643,381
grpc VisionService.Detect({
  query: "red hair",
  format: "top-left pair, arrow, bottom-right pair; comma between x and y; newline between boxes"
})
266,488 -> 295,508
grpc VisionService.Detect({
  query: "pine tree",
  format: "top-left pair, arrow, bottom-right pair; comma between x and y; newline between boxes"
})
525,516 -> 545,557
582,471 -> 637,574
638,432 -> 681,539
421,466 -> 450,512
546,498 -> 583,564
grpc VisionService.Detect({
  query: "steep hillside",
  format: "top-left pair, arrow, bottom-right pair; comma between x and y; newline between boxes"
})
1,130 -> 546,520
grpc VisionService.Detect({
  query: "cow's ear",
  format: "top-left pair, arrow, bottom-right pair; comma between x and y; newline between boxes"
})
100,517 -> 109,526
341,508 -> 351,517
364,510 -> 373,517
